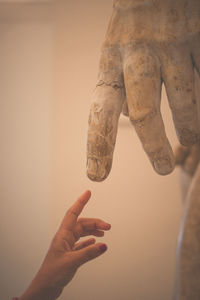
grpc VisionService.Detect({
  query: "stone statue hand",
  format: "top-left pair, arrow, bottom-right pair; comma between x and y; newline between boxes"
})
174,144 -> 200,299
87,0 -> 200,181
19,191 -> 111,300
175,144 -> 200,176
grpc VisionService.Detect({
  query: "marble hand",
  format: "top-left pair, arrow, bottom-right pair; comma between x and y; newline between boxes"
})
87,0 -> 200,181
175,144 -> 200,176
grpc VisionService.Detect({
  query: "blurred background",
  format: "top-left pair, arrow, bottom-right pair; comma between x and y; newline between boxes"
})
1,1 -> 182,299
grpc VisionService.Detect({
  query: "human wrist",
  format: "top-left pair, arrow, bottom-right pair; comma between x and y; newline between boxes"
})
19,290 -> 53,300
19,290 -> 57,300
18,280 -> 61,300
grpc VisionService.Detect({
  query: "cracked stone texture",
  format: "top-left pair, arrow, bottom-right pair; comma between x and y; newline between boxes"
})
87,0 -> 200,182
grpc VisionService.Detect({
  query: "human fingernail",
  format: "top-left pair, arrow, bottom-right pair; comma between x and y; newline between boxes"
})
99,244 -> 107,253
106,223 -> 111,229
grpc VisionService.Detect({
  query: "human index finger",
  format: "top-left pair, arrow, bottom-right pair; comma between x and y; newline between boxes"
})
60,190 -> 91,231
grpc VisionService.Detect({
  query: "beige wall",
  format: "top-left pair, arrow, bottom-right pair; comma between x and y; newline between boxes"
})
1,1 -> 182,300
0,3 -> 52,300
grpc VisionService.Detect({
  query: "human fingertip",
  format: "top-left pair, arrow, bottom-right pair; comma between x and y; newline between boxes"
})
84,189 -> 91,195
99,243 -> 107,253
105,223 -> 111,230
81,190 -> 91,202
86,190 -> 91,197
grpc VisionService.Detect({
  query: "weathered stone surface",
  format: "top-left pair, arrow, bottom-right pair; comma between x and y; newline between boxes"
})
175,144 -> 200,176
175,162 -> 200,300
87,0 -> 200,181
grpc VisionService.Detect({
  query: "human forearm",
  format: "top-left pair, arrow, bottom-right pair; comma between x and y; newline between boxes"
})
18,274 -> 62,300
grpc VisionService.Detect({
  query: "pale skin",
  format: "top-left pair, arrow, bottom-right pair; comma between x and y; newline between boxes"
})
18,191 -> 111,300
87,0 -> 200,182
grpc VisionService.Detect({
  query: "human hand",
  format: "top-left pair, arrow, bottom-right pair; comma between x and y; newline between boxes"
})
19,191 -> 111,300
87,0 -> 200,181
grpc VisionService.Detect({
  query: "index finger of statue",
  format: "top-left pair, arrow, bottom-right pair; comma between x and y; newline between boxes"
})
60,190 -> 91,231
124,47 -> 174,175
87,47 -> 125,182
